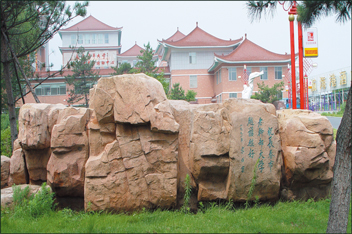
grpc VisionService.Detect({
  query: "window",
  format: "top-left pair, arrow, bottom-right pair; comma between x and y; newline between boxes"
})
133,60 -> 137,67
275,67 -> 282,80
246,67 -> 252,76
35,83 -> 66,96
71,34 -> 77,45
229,67 -> 237,81
189,52 -> 196,64
229,93 -> 237,98
260,67 -> 268,80
78,34 -> 83,44
104,34 -> 109,44
84,34 -> 90,44
91,34 -> 96,44
190,75 -> 197,88
98,34 -> 103,44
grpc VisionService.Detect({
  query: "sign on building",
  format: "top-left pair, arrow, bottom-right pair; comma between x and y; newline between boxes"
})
303,28 -> 318,57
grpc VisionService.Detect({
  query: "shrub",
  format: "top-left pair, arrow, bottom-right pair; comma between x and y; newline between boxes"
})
11,183 -> 56,219
1,127 -> 12,156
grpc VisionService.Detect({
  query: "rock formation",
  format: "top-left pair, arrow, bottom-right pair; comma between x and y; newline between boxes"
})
277,109 -> 335,200
85,74 -> 179,212
1,73 -> 336,212
17,103 -> 66,185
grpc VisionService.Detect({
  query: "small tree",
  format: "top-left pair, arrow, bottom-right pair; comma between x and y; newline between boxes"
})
251,81 -> 284,103
111,62 -> 132,75
65,47 -> 99,107
133,42 -> 157,74
168,83 -> 185,100
168,83 -> 197,102
185,90 -> 197,102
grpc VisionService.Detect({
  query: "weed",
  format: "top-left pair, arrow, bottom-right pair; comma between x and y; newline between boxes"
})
245,157 -> 260,209
181,174 -> 192,214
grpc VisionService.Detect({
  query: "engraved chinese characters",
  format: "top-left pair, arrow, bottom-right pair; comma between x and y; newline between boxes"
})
228,101 -> 282,202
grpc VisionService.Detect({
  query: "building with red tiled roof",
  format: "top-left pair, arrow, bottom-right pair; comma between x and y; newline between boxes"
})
59,15 -> 122,69
156,26 -> 293,104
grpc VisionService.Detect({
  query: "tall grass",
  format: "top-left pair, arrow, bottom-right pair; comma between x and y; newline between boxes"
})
2,197 -> 351,233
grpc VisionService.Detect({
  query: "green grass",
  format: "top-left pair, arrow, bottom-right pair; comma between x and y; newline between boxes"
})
2,199 -> 351,233
321,112 -> 344,117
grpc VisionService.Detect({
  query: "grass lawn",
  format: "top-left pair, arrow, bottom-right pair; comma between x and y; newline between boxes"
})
1,198 -> 351,233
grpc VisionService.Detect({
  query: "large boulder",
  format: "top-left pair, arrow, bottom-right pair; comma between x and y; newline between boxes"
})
1,184 -> 52,208
170,99 -> 282,203
17,103 -> 66,185
84,74 -> 179,212
1,156 -> 11,188
47,107 -> 92,197
277,109 -> 335,200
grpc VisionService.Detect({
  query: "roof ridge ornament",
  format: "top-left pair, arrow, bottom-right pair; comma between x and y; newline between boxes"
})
196,22 -> 198,27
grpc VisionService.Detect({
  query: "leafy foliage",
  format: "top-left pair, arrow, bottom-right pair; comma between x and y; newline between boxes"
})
247,1 -> 352,26
133,42 -> 157,74
10,183 -> 56,219
65,47 -> 99,107
111,62 -> 132,75
251,81 -> 284,103
168,83 -> 197,102
1,127 -> 12,156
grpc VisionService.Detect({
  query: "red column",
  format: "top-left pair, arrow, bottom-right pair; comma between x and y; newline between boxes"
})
289,16 -> 296,109
298,21 -> 305,109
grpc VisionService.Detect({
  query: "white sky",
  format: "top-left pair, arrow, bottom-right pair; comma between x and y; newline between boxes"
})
48,1 -> 351,77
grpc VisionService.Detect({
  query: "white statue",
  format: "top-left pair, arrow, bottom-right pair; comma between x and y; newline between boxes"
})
241,71 -> 264,99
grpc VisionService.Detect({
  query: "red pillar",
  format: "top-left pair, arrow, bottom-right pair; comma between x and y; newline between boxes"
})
298,21 -> 305,109
289,15 -> 296,109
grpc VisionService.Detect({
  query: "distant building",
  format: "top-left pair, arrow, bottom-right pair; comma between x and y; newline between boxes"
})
155,23 -> 292,104
20,17 -> 293,106
59,15 -> 122,69
19,16 -> 121,106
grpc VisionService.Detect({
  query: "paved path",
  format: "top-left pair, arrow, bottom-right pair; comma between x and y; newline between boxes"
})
326,116 -> 342,129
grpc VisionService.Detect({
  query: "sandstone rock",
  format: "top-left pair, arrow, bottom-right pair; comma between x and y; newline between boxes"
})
227,99 -> 282,202
47,107 -> 91,197
1,156 -> 11,188
18,103 -> 66,149
85,124 -> 178,212
171,99 -> 282,203
1,184 -> 52,208
92,74 -> 179,133
8,149 -> 28,186
277,109 -> 335,200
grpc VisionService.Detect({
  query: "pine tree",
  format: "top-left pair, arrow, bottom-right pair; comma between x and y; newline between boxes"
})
65,47 -> 99,107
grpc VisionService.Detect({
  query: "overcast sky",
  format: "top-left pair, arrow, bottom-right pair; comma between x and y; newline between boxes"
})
48,1 -> 351,77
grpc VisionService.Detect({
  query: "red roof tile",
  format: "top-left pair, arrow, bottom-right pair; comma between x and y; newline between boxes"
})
162,24 -> 242,47
165,28 -> 186,42
118,43 -> 144,57
216,38 -> 291,62
61,15 -> 122,31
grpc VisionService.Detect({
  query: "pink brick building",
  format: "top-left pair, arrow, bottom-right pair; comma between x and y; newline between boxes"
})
155,24 -> 292,104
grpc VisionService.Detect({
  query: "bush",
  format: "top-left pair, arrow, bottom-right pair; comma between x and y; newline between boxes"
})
1,127 -> 12,156
11,183 -> 56,219
1,114 -> 10,131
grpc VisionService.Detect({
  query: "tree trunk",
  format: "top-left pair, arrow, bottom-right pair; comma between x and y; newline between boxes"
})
326,85 -> 351,233
1,35 -> 18,147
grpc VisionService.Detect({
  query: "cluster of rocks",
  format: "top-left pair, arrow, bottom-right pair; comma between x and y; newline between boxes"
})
1,73 -> 336,212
